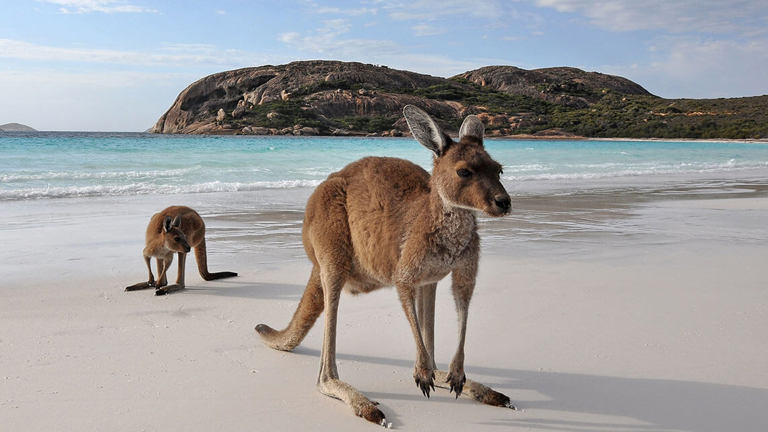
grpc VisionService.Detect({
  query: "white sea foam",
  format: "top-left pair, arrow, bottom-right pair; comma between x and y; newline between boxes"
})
0,167 -> 200,182
0,180 -> 323,201
503,160 -> 768,182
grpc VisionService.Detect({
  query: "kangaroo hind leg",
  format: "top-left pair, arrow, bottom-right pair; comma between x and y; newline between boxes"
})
315,265 -> 386,427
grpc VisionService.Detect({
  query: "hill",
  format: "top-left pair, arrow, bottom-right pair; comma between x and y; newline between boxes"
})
151,61 -> 768,139
0,123 -> 37,132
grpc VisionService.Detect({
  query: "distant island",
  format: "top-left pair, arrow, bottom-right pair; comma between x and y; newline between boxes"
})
152,60 -> 768,139
0,123 -> 37,132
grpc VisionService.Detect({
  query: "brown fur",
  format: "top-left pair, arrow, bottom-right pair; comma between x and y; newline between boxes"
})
125,206 -> 237,295
256,106 -> 514,426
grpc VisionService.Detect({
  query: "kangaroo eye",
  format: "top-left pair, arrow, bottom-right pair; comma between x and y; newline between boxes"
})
174,237 -> 182,242
457,168 -> 472,178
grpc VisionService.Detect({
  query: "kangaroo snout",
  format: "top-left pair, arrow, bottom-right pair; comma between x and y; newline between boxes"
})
494,194 -> 511,214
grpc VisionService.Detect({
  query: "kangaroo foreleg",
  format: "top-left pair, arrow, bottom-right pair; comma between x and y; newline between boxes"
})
156,257 -> 169,287
447,252 -> 479,398
125,256 -> 156,291
416,284 -> 437,370
156,252 -> 186,296
397,282 -> 434,398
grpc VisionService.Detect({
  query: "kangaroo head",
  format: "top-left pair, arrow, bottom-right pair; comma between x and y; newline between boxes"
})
162,215 -> 191,253
403,105 -> 511,217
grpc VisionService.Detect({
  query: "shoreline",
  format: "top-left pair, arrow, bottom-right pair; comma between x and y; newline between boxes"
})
5,129 -> 768,143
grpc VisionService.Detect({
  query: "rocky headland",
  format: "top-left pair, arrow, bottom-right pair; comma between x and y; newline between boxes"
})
152,60 -> 768,139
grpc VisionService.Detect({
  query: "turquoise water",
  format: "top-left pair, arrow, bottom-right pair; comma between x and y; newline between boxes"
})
2,132 -> 768,201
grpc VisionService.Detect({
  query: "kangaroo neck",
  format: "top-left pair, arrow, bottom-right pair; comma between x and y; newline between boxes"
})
426,182 -> 477,236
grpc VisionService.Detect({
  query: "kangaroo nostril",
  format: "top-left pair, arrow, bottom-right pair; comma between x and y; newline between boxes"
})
495,196 -> 511,210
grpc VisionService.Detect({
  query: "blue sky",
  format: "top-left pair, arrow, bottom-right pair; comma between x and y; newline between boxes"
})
1,0 -> 767,131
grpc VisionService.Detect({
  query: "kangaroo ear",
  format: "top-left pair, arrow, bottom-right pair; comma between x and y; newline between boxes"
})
459,114 -> 484,143
171,215 -> 181,228
163,216 -> 172,233
403,105 -> 450,156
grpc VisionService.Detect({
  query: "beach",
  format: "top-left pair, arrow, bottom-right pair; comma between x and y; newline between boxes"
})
2,178 -> 767,431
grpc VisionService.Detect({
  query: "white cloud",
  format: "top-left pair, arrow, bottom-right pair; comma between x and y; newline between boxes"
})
315,6 -> 378,16
380,0 -> 506,21
531,0 -> 768,98
412,23 -> 445,36
276,18 -> 500,77
392,53 -> 489,77
0,39 -> 282,68
534,0 -> 768,34
603,37 -> 768,98
278,19 -> 401,57
43,0 -> 158,14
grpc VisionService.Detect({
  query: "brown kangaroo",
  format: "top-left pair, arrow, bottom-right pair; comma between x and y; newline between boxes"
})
125,206 -> 237,295
256,105 -> 514,426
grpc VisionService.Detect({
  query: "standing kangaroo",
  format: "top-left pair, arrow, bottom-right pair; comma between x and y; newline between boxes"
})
256,105 -> 514,426
125,206 -> 237,295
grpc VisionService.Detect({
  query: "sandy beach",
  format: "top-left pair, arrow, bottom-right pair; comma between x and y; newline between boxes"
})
1,183 -> 767,432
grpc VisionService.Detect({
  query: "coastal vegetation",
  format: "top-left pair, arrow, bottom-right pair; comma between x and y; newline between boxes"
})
152,61 -> 768,139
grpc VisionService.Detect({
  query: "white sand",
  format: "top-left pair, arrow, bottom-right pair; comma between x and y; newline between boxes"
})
1,192 -> 767,431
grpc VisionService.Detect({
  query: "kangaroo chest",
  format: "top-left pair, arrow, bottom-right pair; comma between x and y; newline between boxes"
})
408,210 -> 476,285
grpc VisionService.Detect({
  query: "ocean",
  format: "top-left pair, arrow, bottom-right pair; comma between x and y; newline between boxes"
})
2,132 -> 768,203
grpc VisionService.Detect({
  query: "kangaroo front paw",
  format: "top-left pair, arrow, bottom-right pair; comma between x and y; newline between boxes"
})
413,367 -> 435,398
446,369 -> 467,398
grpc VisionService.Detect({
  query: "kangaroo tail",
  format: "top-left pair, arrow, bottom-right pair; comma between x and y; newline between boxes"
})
255,265 -> 324,351
194,239 -> 237,281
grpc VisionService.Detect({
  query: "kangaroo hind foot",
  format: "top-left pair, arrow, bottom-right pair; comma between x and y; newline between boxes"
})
433,369 -> 516,409
125,281 -> 154,291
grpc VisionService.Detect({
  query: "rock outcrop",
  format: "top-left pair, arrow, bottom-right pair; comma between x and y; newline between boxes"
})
0,123 -> 37,132
455,66 -> 652,108
151,60 -> 767,139
153,60 -> 655,136
152,61 -> 462,135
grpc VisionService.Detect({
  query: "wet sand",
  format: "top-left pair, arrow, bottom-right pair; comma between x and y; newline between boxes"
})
1,185 -> 767,431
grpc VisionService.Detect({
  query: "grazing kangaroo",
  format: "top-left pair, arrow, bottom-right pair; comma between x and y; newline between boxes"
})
125,206 -> 237,295
256,105 -> 514,426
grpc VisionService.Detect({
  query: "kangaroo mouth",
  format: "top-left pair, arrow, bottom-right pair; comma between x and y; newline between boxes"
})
486,199 -> 512,217
485,207 -> 509,217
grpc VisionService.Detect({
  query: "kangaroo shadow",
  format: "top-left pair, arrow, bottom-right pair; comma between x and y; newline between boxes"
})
182,280 -> 304,301
291,348 -> 768,432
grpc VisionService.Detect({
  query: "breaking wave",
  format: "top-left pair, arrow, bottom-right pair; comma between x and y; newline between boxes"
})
0,180 -> 323,201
